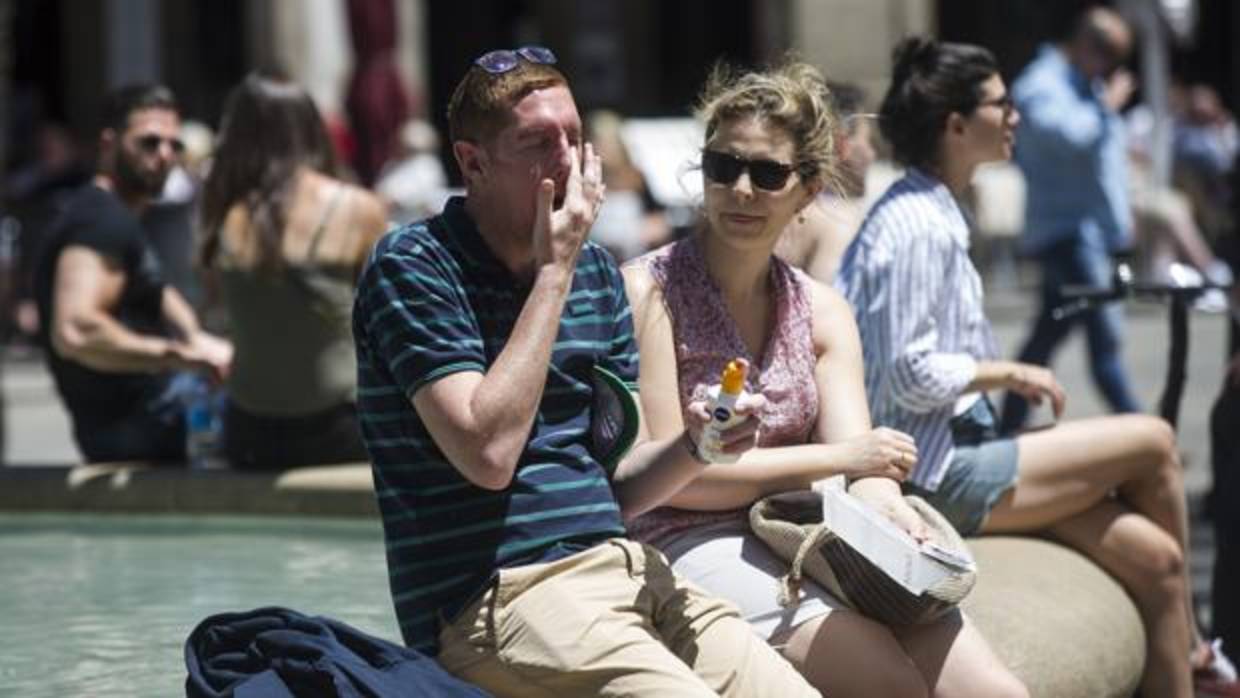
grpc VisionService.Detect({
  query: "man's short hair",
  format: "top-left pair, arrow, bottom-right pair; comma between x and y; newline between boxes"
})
102,84 -> 179,134
446,59 -> 567,146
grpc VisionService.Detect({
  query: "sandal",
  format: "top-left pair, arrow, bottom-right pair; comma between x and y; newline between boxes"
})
1195,639 -> 1240,697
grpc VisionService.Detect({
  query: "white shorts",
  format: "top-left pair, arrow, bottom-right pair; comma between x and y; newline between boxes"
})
653,518 -> 843,644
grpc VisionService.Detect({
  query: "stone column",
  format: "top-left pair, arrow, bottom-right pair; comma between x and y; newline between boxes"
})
105,0 -> 160,87
248,0 -> 428,118
261,0 -> 353,115
791,0 -> 935,101
1121,0 -> 1173,188
0,0 -> 10,176
0,0 -> 10,465
394,0 -> 429,110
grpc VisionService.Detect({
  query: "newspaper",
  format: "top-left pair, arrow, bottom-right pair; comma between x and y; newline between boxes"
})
821,488 -> 976,595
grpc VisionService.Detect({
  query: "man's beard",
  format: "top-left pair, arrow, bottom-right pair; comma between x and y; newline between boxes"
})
114,150 -> 169,200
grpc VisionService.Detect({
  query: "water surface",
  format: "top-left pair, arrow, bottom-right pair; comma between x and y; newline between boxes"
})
0,514 -> 397,697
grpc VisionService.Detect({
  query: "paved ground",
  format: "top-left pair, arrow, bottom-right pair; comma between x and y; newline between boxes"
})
0,284 -> 1231,628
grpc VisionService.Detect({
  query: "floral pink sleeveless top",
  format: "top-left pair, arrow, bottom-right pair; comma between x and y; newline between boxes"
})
625,236 -> 820,543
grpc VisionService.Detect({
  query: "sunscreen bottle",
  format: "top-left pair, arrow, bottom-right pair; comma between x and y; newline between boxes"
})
698,359 -> 748,463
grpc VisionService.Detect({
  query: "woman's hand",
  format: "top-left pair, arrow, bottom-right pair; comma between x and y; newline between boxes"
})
1004,362 -> 1066,418
168,332 -> 233,384
848,479 -> 930,542
683,358 -> 767,463
840,427 -> 918,481
684,392 -> 767,461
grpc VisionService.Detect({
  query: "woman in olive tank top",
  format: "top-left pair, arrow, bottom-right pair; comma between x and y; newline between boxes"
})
201,74 -> 388,470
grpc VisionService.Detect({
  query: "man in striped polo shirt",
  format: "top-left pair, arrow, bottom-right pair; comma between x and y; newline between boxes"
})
352,48 -> 819,697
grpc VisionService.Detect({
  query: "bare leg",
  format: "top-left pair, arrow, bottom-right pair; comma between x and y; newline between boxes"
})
1156,191 -> 1220,273
1135,189 -> 1220,274
982,415 -> 1206,648
975,416 -> 1195,695
894,611 -> 1028,698
1047,501 -> 1193,698
779,609 -> 929,697
1136,208 -> 1181,278
982,415 -> 1184,548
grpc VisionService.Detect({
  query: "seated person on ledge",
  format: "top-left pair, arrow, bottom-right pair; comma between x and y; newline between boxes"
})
835,35 -> 1238,698
351,47 -> 821,697
200,74 -> 388,470
33,83 -> 231,464
623,59 -> 1025,698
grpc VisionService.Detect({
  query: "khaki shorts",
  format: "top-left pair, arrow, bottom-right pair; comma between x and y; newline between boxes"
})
437,538 -> 820,698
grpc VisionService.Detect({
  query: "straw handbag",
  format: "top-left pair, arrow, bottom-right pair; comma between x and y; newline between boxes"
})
748,489 -> 976,626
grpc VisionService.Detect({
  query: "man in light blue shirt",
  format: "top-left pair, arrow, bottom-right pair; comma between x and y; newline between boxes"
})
1001,7 -> 1140,433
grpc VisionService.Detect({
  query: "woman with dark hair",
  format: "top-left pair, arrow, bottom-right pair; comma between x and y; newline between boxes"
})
625,59 -> 1027,698
201,74 -> 388,470
836,37 -> 1237,697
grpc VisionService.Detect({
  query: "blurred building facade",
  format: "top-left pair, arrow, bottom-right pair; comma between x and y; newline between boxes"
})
4,0 -> 1239,180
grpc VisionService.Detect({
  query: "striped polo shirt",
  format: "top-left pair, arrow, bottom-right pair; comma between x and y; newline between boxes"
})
352,197 -> 637,654
835,169 -> 1000,491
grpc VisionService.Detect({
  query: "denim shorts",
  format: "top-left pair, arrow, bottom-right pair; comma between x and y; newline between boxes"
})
905,397 -> 1020,536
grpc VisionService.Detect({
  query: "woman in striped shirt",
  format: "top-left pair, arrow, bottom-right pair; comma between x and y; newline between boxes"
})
625,59 -> 1026,698
837,37 -> 1234,698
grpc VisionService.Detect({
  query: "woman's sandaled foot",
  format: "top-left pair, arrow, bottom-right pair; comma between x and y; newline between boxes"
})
1194,639 -> 1240,697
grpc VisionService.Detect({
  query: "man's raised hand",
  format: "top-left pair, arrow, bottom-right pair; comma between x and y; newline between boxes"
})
533,142 -> 605,270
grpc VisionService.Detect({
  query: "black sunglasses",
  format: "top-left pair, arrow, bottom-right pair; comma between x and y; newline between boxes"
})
136,134 -> 185,155
701,149 -> 810,191
474,46 -> 557,75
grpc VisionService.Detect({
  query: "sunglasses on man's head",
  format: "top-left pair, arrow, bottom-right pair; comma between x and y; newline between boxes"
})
474,46 -> 557,75
136,134 -> 185,155
701,150 -> 809,191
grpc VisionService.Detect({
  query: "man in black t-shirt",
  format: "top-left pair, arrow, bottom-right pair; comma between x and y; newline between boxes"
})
33,84 -> 231,463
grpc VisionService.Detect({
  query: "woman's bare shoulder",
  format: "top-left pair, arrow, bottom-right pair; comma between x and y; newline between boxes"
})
297,170 -> 384,218
807,276 -> 857,355
621,260 -> 673,341
621,262 -> 663,312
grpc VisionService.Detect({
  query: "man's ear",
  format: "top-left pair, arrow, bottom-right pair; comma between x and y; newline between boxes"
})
453,140 -> 487,188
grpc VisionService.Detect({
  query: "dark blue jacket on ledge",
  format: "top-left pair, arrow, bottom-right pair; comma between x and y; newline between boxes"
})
184,606 -> 491,697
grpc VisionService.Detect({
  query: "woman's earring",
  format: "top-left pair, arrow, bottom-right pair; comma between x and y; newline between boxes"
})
797,213 -> 806,224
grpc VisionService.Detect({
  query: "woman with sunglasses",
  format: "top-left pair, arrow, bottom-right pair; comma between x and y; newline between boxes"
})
623,59 -> 1027,698
200,74 -> 388,470
836,37 -> 1240,698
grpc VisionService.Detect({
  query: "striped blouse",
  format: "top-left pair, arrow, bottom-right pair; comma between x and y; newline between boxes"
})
835,168 -> 999,490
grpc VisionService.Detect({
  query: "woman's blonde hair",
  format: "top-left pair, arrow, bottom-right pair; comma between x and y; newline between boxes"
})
694,58 -> 839,191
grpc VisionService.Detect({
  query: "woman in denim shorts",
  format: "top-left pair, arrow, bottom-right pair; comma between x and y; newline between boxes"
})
836,31 -> 1235,698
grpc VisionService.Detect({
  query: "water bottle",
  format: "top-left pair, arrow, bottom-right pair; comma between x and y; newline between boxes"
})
184,376 -> 222,469
697,359 -> 748,463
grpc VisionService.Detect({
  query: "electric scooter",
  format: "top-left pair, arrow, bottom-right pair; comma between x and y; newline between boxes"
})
1054,259 -> 1230,429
